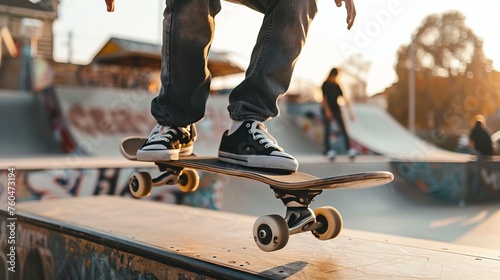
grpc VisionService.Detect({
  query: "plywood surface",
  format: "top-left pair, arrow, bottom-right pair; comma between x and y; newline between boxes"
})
15,196 -> 500,279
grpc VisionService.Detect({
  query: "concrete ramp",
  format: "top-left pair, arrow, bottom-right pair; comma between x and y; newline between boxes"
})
344,103 -> 464,159
53,86 -> 322,157
53,86 -> 233,156
288,102 -> 469,159
53,86 -> 156,156
2,196 -> 500,279
0,90 -> 63,157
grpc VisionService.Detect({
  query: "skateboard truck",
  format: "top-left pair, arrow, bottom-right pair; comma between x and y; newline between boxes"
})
273,188 -> 322,207
272,188 -> 325,235
128,164 -> 200,198
284,207 -> 316,235
154,165 -> 183,185
252,187 -> 343,252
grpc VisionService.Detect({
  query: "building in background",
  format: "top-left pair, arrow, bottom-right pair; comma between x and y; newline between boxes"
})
0,0 -> 58,59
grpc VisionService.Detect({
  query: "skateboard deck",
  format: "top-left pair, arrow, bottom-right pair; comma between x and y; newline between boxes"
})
120,136 -> 393,191
120,136 -> 394,252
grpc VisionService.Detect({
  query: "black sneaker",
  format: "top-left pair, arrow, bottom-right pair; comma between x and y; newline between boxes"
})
218,121 -> 298,172
137,124 -> 196,161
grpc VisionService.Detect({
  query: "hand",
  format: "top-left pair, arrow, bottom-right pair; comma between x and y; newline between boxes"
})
335,0 -> 356,30
105,0 -> 115,12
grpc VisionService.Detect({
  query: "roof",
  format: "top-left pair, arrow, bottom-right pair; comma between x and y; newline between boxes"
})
92,37 -> 244,77
0,0 -> 53,12
91,37 -> 162,68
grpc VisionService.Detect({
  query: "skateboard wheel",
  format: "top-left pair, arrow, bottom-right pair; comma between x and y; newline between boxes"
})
177,168 -> 199,192
129,172 -> 152,198
311,206 -> 343,240
253,215 -> 289,252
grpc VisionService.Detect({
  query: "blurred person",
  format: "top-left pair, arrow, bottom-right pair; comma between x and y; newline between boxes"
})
105,0 -> 356,172
321,67 -> 357,157
469,115 -> 493,157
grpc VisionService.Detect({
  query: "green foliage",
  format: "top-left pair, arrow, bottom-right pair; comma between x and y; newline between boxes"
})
388,11 -> 499,131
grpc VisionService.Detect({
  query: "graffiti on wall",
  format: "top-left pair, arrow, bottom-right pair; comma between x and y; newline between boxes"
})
393,161 -> 466,202
0,167 -> 224,210
0,220 -> 216,280
468,162 -> 500,201
479,166 -> 500,192
392,160 -> 500,203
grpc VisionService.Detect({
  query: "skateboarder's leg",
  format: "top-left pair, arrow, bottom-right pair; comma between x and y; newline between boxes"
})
333,110 -> 356,156
218,0 -> 317,172
322,109 -> 332,155
227,0 -> 317,121
138,0 -> 221,161
151,0 -> 221,126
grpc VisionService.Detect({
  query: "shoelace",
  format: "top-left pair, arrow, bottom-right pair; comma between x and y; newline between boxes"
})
249,122 -> 283,151
153,125 -> 190,142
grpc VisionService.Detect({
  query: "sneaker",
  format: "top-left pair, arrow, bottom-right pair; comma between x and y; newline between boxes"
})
326,149 -> 336,160
347,148 -> 358,157
137,124 -> 196,161
218,121 -> 298,172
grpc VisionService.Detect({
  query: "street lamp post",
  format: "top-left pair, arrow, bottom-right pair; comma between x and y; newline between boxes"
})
408,37 -> 416,134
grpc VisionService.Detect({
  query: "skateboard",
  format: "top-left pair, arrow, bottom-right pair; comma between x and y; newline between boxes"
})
120,136 -> 394,252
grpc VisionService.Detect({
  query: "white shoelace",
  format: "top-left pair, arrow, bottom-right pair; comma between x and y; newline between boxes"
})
152,125 -> 190,142
249,122 -> 283,151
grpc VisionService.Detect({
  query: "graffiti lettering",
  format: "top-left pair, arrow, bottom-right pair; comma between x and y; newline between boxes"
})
68,105 -> 155,136
480,168 -> 500,192
0,168 -> 222,210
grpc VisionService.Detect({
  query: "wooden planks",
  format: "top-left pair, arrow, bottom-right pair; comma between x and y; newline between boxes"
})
12,196 -> 500,279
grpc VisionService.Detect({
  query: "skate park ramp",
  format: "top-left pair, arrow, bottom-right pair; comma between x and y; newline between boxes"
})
0,90 -> 63,157
287,101 -> 470,160
1,86 -> 469,160
52,86 -> 323,157
3,196 -> 500,279
32,86 -> 447,159
344,103 -> 468,160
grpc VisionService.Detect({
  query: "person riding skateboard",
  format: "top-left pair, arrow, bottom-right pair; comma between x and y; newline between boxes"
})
105,0 -> 357,172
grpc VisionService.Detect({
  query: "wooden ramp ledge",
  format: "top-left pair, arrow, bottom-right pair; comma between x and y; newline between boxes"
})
8,196 -> 500,279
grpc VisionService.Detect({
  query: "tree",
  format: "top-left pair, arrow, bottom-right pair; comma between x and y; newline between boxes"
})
388,11 -> 499,131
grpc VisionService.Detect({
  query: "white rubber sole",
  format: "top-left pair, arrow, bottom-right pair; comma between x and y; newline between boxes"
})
218,151 -> 298,172
137,145 -> 193,161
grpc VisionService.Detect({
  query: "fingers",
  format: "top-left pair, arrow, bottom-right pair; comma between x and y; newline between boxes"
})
344,0 -> 356,30
335,0 -> 356,30
105,0 -> 115,12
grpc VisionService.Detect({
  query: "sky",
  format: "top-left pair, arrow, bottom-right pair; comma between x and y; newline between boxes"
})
52,0 -> 500,96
